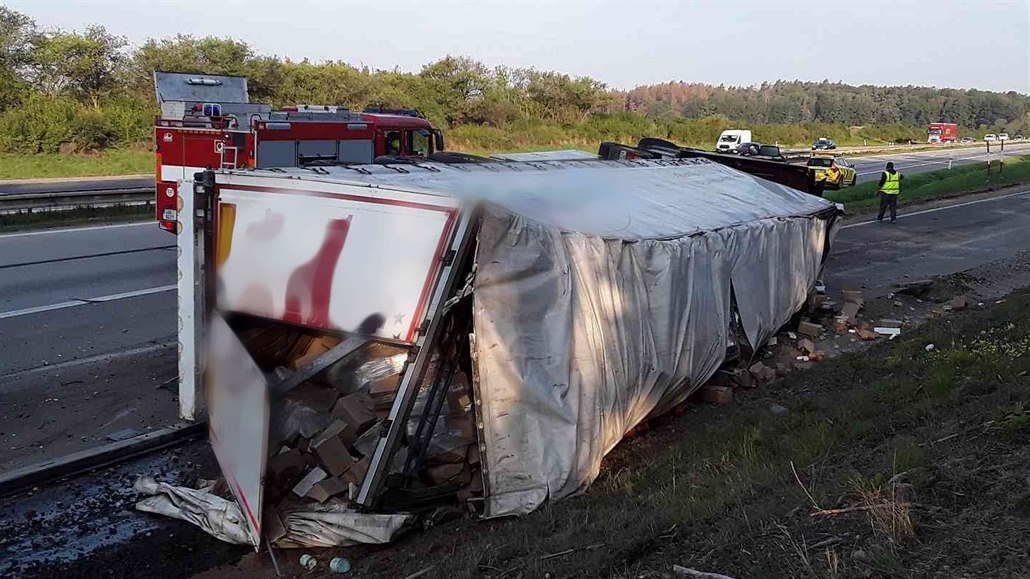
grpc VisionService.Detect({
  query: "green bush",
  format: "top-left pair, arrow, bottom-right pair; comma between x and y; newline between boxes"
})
0,94 -> 77,153
71,109 -> 116,150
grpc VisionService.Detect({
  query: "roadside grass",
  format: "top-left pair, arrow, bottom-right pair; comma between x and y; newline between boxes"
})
342,289 -> 1030,579
827,155 -> 1030,210
0,149 -> 152,180
0,204 -> 153,233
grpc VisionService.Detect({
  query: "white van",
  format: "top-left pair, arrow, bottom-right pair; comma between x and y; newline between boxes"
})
716,129 -> 752,152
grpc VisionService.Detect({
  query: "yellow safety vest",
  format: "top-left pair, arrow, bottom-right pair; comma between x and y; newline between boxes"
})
880,171 -> 900,194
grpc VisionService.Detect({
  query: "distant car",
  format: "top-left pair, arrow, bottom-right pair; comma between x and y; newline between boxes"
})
811,138 -> 837,150
960,136 -> 975,144
998,133 -> 1009,141
984,134 -> 997,142
807,154 -> 856,189
733,142 -> 784,159
1015,134 -> 1025,140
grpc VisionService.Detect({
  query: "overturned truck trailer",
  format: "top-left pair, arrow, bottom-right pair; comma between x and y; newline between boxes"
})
173,156 -> 841,546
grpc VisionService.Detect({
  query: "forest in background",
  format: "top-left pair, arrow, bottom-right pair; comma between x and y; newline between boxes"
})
1,6 -> 1028,155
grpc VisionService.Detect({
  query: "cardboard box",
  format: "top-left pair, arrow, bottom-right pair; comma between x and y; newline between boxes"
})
447,389 -> 472,414
446,414 -> 477,441
289,383 -> 340,414
797,321 -> 823,337
263,507 -> 288,544
311,432 -> 356,477
332,393 -> 377,433
291,336 -> 342,369
425,463 -> 464,485
842,289 -> 864,305
369,374 -> 401,396
306,476 -> 348,503
342,456 -> 370,486
700,385 -> 733,405
266,448 -> 307,489
292,466 -> 327,497
797,338 -> 817,354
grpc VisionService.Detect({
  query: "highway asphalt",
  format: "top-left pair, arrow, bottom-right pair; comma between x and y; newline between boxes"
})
1,145 -> 1029,471
838,141 -> 1030,184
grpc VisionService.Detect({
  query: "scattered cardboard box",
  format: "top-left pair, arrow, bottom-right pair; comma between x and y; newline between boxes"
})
797,338 -> 816,354
731,368 -> 756,389
425,463 -> 465,486
267,448 -> 307,489
332,393 -> 377,433
292,336 -> 342,369
700,385 -> 733,405
840,302 -> 862,323
748,361 -> 776,382
798,321 -> 823,337
306,476 -> 349,503
944,296 -> 969,311
446,415 -> 478,441
292,467 -> 328,497
856,329 -> 878,341
841,289 -> 864,305
310,425 -> 356,477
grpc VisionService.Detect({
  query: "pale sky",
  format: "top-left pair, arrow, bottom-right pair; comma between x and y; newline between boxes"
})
8,0 -> 1030,93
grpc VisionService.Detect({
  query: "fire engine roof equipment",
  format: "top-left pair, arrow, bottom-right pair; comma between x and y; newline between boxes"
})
214,157 -> 840,518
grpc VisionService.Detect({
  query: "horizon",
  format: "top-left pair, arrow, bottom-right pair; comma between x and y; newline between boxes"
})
6,0 -> 1028,95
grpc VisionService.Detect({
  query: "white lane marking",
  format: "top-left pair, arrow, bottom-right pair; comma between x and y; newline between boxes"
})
84,285 -> 177,302
0,284 -> 175,319
0,300 -> 85,319
0,221 -> 153,239
0,342 -> 176,383
841,190 -> 1030,229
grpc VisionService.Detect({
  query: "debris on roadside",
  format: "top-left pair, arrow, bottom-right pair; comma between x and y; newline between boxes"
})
944,295 -> 970,311
874,327 -> 902,339
895,279 -> 934,297
797,321 -> 823,338
300,554 -> 318,571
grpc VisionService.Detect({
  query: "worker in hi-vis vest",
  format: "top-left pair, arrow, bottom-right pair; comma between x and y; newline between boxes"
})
876,161 -> 904,223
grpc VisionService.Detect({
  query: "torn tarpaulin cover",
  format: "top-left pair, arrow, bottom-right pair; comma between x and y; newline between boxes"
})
464,161 -> 838,516
135,476 -> 412,548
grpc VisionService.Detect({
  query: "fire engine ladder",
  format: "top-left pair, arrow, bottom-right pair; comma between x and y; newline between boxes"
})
219,144 -> 239,170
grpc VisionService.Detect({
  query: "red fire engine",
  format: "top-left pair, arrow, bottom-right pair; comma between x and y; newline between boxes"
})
153,71 -> 444,232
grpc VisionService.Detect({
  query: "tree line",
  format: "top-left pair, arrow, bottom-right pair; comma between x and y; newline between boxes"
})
0,6 -> 1027,155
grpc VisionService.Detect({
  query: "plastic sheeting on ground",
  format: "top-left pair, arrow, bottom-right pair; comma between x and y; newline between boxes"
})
135,476 -> 255,545
135,476 -> 411,548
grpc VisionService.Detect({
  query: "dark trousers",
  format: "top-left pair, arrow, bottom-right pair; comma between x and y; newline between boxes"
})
877,192 -> 898,221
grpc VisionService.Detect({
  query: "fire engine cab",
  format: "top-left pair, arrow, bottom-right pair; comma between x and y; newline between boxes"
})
153,71 -> 444,232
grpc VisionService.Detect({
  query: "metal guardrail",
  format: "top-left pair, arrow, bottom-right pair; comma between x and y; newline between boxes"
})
0,187 -> 153,213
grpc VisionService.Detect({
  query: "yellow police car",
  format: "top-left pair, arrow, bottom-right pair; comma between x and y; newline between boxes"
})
806,154 -> 857,189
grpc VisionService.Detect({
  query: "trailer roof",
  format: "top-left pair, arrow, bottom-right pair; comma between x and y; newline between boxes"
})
225,158 -> 834,239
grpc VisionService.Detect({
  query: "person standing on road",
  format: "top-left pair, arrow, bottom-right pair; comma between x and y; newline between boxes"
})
876,161 -> 904,223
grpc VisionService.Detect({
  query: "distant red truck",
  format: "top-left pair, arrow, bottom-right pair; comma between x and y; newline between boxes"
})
927,122 -> 958,144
